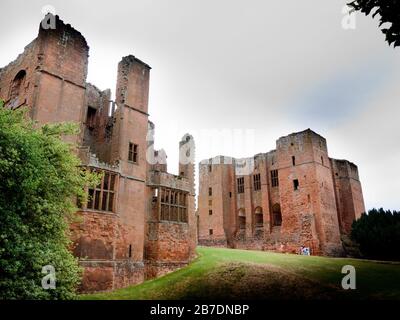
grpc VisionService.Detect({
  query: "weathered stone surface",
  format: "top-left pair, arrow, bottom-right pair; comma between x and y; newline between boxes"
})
0,15 -> 197,293
198,129 -> 365,257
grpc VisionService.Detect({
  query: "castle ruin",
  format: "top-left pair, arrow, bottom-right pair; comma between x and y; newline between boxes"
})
0,15 -> 197,292
198,129 -> 365,256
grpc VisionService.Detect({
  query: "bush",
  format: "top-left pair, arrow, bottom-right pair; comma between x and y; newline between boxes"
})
0,102 -> 98,299
351,208 -> 400,261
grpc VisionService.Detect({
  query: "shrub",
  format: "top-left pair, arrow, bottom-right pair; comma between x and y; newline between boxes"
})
0,102 -> 98,299
351,208 -> 400,261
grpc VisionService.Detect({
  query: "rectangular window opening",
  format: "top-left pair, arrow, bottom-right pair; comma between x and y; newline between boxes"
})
271,170 -> 279,187
237,177 -> 244,194
253,173 -> 261,191
128,142 -> 138,163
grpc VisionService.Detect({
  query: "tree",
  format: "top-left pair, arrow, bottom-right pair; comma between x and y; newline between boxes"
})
0,101 -> 99,299
348,0 -> 400,47
351,208 -> 400,261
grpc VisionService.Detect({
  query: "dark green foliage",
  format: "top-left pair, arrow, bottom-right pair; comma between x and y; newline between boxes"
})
0,102 -> 98,299
348,0 -> 400,47
351,208 -> 400,261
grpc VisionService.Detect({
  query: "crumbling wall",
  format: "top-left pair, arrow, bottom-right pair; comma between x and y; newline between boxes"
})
0,40 -> 39,111
198,129 -> 358,256
331,159 -> 365,235
83,83 -> 115,163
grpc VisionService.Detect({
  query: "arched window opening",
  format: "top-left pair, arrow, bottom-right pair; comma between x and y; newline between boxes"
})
9,70 -> 26,108
254,207 -> 263,227
272,203 -> 282,226
238,209 -> 246,230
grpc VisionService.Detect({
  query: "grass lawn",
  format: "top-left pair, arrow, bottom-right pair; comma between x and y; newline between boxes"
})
81,246 -> 400,300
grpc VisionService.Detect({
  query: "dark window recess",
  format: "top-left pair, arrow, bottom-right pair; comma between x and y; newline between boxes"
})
86,169 -> 117,212
128,142 -> 138,163
208,187 -> 212,196
293,179 -> 299,190
253,173 -> 261,191
229,192 -> 232,198
321,156 -> 324,166
209,210 -> 213,215
239,216 -> 246,230
254,208 -> 263,227
86,106 -> 96,129
272,204 -> 282,226
237,177 -> 244,193
208,165 -> 212,172
271,170 -> 279,187
209,229 -> 213,235
159,188 -> 188,223
128,245 -> 132,258
292,156 -> 296,166
9,70 -> 26,108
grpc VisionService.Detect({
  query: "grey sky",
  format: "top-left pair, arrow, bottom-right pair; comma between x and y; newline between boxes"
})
0,0 -> 399,210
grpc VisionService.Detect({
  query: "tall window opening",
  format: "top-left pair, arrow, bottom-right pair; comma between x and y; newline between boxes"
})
9,70 -> 26,108
238,209 -> 246,230
254,207 -> 263,227
271,170 -> 279,187
86,106 -> 96,130
237,177 -> 244,193
253,173 -> 261,191
272,204 -> 282,226
128,142 -> 138,163
293,179 -> 299,190
86,169 -> 117,212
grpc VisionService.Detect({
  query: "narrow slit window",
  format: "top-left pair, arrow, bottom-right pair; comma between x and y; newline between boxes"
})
293,179 -> 299,190
292,156 -> 296,166
253,173 -> 261,191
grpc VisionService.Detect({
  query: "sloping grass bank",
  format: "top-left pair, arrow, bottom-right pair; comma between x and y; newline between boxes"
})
81,246 -> 400,300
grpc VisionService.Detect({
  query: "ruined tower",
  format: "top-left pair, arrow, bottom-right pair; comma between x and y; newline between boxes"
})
0,15 -> 197,292
198,129 -> 365,256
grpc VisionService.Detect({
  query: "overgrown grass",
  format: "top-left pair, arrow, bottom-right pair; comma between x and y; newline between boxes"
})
81,247 -> 400,300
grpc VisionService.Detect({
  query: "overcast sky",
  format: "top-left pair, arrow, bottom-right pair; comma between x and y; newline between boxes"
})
0,0 -> 399,210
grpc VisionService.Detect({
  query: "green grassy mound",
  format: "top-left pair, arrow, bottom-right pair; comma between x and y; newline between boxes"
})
81,247 -> 400,300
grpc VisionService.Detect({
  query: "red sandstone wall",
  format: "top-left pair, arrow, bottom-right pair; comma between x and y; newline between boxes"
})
198,158 -> 228,246
331,159 -> 365,235
2,15 -> 199,293
197,129 -> 361,256
0,40 -> 39,111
